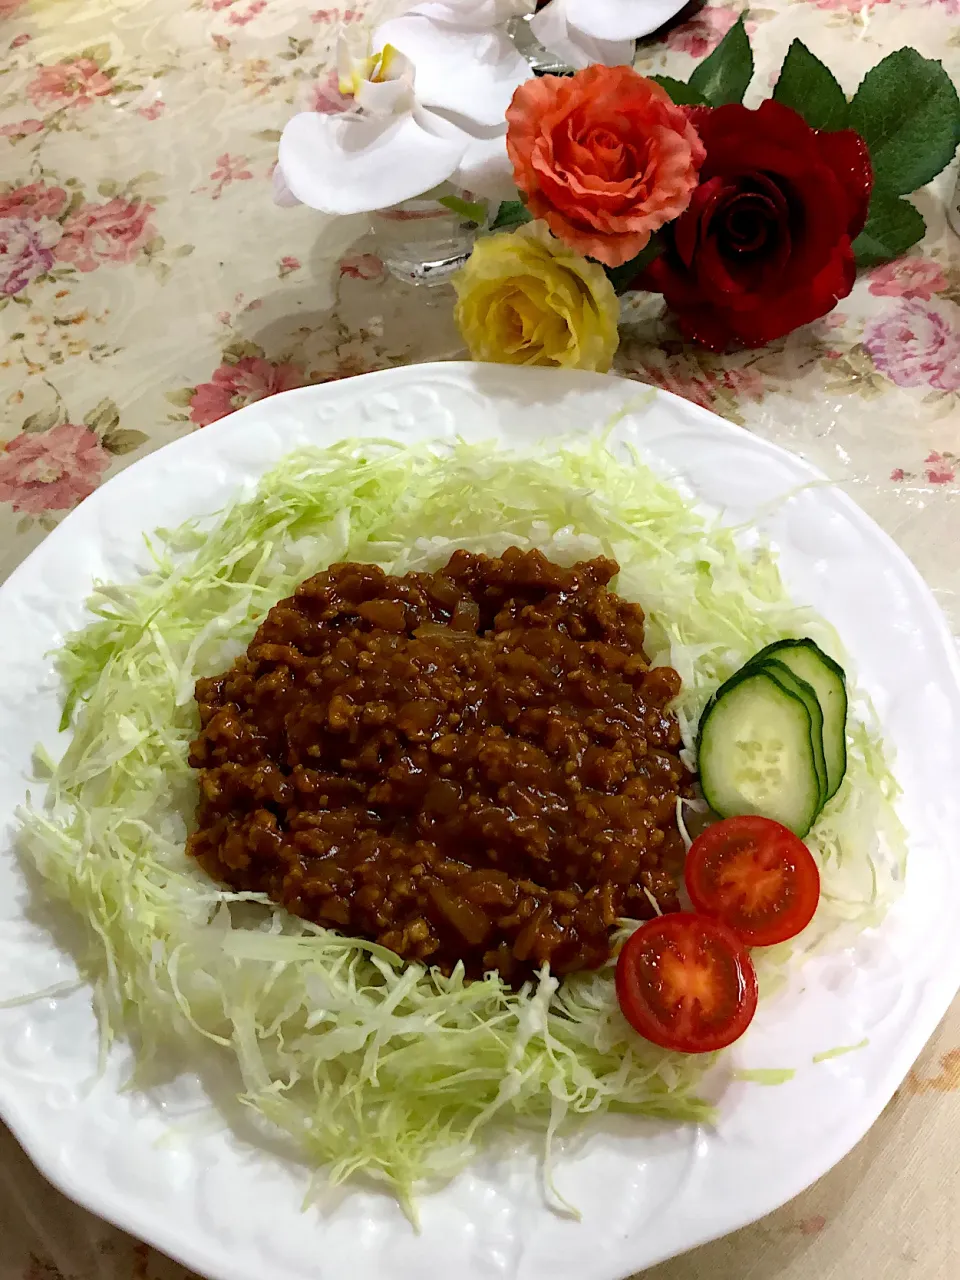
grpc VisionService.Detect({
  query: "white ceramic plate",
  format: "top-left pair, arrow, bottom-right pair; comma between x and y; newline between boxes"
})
1,363 -> 959,1280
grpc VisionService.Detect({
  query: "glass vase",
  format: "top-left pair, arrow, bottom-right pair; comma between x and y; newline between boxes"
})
506,14 -> 574,76
370,184 -> 481,287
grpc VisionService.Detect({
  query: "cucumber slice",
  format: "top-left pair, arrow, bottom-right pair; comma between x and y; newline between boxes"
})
754,659 -> 828,811
746,639 -> 848,801
697,668 -> 822,837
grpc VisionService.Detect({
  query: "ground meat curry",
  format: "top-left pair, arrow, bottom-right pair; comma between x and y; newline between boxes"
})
187,548 -> 691,981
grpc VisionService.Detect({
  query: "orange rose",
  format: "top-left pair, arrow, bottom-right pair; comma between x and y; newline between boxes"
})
506,66 -> 705,269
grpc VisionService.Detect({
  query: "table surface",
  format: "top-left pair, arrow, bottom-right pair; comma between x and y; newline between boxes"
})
2,0 -> 959,1277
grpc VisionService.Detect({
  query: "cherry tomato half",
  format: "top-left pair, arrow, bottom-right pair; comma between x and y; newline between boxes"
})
615,913 -> 758,1054
685,815 -> 821,948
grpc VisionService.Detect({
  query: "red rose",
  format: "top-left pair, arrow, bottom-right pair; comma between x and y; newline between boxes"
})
642,100 -> 872,350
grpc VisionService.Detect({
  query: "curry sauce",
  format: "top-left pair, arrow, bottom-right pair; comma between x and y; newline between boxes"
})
187,548 -> 690,980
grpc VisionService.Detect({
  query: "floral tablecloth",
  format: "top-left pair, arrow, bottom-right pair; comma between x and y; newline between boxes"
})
2,0 -> 960,1276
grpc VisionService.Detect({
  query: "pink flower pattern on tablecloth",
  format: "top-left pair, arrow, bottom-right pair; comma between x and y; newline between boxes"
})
0,178 -> 177,294
804,0 -> 890,10
795,1215 -> 828,1237
891,453 -> 959,486
0,119 -> 44,138
631,357 -> 765,420
0,216 -> 61,295
0,183 -> 69,296
665,6 -> 739,56
306,68 -> 354,113
868,258 -> 949,300
310,7 -> 361,20
925,452 -> 956,484
0,182 -> 67,222
863,300 -> 960,392
228,0 -> 267,25
340,252 -> 385,280
0,423 -> 109,513
207,153 -> 254,199
27,58 -> 113,111
56,199 -> 157,272
188,355 -> 307,426
0,0 -> 28,17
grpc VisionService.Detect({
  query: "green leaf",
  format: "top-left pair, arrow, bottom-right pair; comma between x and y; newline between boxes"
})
849,49 -> 960,195
21,408 -> 60,435
437,194 -> 488,225
79,43 -> 112,67
63,189 -> 85,220
165,387 -> 196,408
772,40 -> 848,131
222,340 -> 264,365
603,235 -> 663,294
101,428 -> 147,456
97,179 -> 119,198
255,129 -> 282,143
490,200 -> 533,231
688,16 -> 754,106
852,189 -> 926,267
649,76 -> 710,107
84,397 -> 120,433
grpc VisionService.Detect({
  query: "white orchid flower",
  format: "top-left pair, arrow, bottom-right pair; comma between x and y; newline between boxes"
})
407,1 -> 536,32
560,0 -> 691,42
374,3 -> 532,129
278,12 -> 531,218
530,0 -> 690,69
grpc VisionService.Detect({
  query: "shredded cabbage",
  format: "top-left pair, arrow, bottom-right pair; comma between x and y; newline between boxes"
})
732,1068 -> 798,1086
18,437 -> 904,1213
812,1039 -> 869,1064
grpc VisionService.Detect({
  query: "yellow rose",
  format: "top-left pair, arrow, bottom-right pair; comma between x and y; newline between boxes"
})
452,221 -> 620,373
